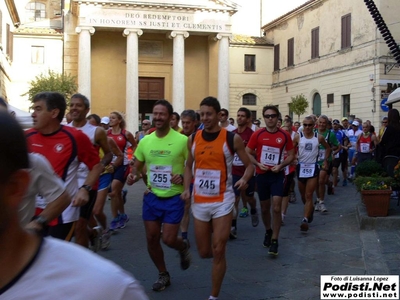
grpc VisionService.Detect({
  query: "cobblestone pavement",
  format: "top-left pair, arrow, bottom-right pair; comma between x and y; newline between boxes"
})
98,180 -> 400,300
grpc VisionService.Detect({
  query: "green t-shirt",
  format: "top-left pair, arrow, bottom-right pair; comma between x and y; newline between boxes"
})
317,129 -> 339,164
134,129 -> 188,197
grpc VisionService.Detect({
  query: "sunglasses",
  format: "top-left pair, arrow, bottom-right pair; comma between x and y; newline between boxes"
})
220,113 -> 227,117
303,123 -> 314,127
382,121 -> 387,124
263,114 -> 278,119
142,123 -> 150,126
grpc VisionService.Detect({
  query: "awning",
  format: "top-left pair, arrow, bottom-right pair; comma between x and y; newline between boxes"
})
386,87 -> 400,105
8,104 -> 33,129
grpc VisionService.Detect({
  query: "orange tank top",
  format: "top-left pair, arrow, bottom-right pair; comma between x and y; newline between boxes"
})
192,128 -> 234,203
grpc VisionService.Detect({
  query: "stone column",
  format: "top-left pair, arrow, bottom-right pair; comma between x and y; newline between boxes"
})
123,28 -> 143,133
168,31 -> 189,114
75,26 -> 95,100
215,33 -> 231,110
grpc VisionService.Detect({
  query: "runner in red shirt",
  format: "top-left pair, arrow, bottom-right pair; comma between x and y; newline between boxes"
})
246,105 -> 295,256
26,92 -> 104,241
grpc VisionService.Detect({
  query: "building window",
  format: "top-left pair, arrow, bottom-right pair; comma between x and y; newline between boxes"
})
287,38 -> 294,67
311,27 -> 319,59
342,94 -> 350,117
313,93 -> 321,116
31,46 -> 44,64
242,93 -> 257,106
25,2 -> 46,22
244,54 -> 256,72
274,44 -> 280,71
341,14 -> 351,49
327,93 -> 334,104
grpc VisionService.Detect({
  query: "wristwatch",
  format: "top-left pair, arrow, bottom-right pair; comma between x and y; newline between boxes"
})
79,184 -> 92,192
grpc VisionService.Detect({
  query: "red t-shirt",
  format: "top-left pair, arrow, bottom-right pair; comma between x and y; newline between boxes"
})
232,127 -> 254,176
247,128 -> 294,174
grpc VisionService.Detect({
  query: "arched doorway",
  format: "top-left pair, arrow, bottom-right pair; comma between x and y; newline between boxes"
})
313,93 -> 321,116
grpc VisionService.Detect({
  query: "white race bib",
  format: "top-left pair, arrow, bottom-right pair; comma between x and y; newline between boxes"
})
149,165 -> 172,190
194,169 -> 221,197
334,152 -> 340,159
318,149 -> 325,161
232,153 -> 244,166
261,146 -> 280,166
299,163 -> 315,178
360,143 -> 370,153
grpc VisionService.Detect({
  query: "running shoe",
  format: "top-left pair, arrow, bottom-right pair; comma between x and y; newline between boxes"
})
239,207 -> 249,218
319,203 -> 328,213
289,192 -> 297,203
152,272 -> 171,291
300,218 -> 309,232
251,213 -> 259,227
314,202 -> 321,212
109,216 -> 120,231
122,189 -> 128,204
229,227 -> 237,240
179,239 -> 191,270
118,213 -> 129,228
101,230 -> 111,250
268,239 -> 279,256
90,226 -> 102,252
263,230 -> 273,248
342,179 -> 348,187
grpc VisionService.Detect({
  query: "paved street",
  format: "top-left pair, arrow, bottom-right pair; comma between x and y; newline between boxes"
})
98,180 -> 400,300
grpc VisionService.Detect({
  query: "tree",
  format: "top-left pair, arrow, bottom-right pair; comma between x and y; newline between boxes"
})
289,94 -> 309,121
23,70 -> 77,104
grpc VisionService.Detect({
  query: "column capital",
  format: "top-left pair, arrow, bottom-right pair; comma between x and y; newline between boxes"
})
213,33 -> 232,41
168,31 -> 189,40
123,28 -> 143,37
75,26 -> 95,35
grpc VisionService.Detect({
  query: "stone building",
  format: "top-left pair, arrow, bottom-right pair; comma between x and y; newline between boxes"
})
262,0 -> 400,124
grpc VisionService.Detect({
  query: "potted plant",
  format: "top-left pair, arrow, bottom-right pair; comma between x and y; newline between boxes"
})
354,160 -> 393,217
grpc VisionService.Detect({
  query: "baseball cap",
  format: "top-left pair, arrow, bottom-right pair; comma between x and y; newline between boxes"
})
352,120 -> 359,127
100,116 -> 110,124
333,119 -> 340,124
341,117 -> 348,121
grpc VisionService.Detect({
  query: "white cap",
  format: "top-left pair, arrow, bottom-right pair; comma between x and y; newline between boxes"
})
100,116 -> 110,124
352,120 -> 359,127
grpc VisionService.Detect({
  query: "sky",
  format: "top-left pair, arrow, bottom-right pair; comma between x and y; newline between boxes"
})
231,0 -> 309,36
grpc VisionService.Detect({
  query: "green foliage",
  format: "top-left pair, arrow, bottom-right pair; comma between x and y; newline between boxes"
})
355,160 -> 385,177
23,70 -> 77,104
354,176 -> 393,192
288,94 -> 309,121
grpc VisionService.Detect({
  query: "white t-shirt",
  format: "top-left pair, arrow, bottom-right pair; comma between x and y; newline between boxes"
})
19,153 -> 66,226
1,238 -> 149,300
221,124 -> 237,132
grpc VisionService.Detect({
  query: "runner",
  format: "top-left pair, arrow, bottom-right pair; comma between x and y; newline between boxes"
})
179,109 -> 198,246
315,115 -> 339,212
107,112 -> 137,230
26,92 -> 103,241
230,107 -> 258,239
293,116 -> 330,232
280,123 -> 298,225
68,93 -> 112,249
246,105 -> 295,256
356,122 -> 377,165
331,119 -> 349,187
181,96 -> 254,300
127,100 -> 191,292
